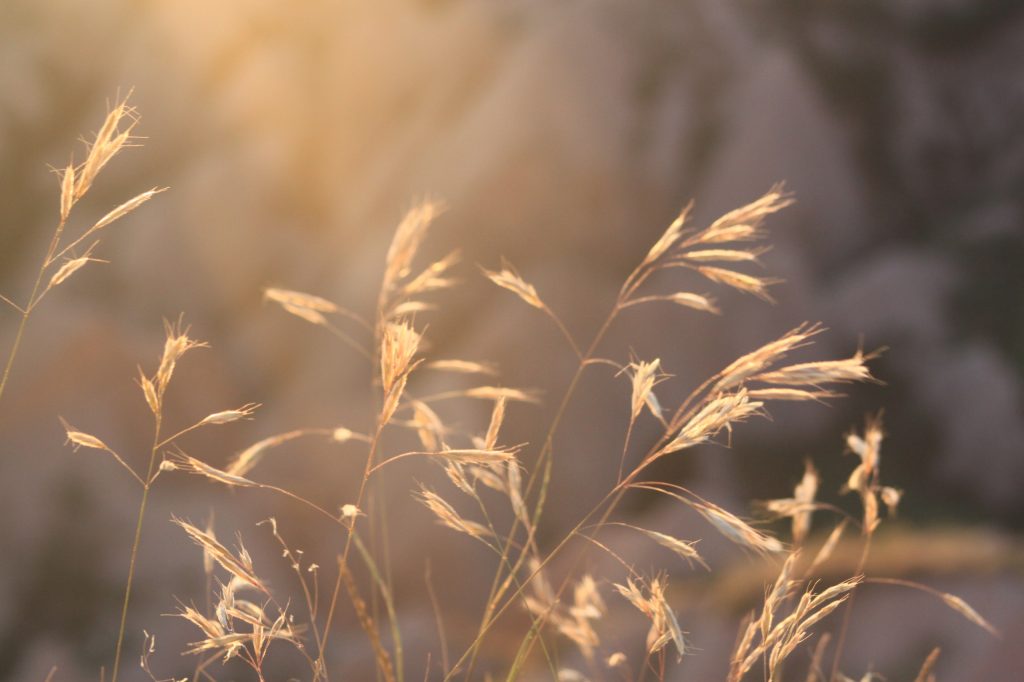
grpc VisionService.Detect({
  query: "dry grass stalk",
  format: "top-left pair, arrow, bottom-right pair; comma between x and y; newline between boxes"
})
656,389 -> 764,458
226,429 -> 311,477
729,555 -> 860,682
758,460 -> 819,545
482,264 -> 545,310
695,266 -> 778,301
641,203 -> 693,266
628,525 -> 708,570
199,403 -> 260,426
174,518 -> 269,595
418,487 -> 493,539
264,287 -> 338,326
337,560 -> 397,682
626,358 -> 667,423
613,575 -> 686,659
155,319 -> 208,399
169,451 -> 259,488
464,386 -> 540,403
383,200 -> 445,295
46,172 -> 1002,682
412,400 -> 445,451
633,483 -> 785,555
913,647 -> 941,682
0,94 -> 161,411
427,359 -> 498,376
714,323 -> 823,392
484,396 -> 507,450
697,184 -> 793,245
60,418 -> 110,452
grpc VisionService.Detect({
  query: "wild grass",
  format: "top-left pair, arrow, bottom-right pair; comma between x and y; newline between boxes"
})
5,97 -> 1000,682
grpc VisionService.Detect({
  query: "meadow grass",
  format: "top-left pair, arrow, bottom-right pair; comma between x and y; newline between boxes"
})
4,97 -> 1000,682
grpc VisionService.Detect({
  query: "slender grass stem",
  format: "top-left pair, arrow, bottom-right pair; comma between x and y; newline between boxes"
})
110,414 -> 162,682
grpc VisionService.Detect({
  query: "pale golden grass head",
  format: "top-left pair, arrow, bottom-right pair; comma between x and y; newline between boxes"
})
173,518 -> 269,595
482,263 -> 545,310
383,199 -> 446,293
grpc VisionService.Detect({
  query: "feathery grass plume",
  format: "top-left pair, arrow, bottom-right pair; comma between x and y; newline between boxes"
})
176,518 -> 272,598
443,461 -> 475,496
417,487 -> 493,539
641,202 -> 693,266
178,592 -> 302,666
699,500 -> 785,555
178,604 -> 237,659
198,403 -> 260,426
484,396 -> 507,450
657,389 -> 764,457
59,162 -> 74,222
75,96 -> 140,200
845,415 -> 883,493
401,250 -> 461,296
758,461 -> 819,545
507,461 -> 530,527
667,292 -> 720,313
136,368 -> 160,415
694,184 -> 793,245
759,551 -> 801,641
753,349 -> 877,387
169,451 -> 258,488
383,199 -> 445,294
695,266 -> 779,301
626,524 -> 708,570
60,417 -> 109,452
426,359 -> 498,376
677,248 -> 767,263
59,416 -> 143,485
47,243 -> 105,290
792,460 -> 818,544
421,446 -> 519,465
635,484 -> 784,555
391,300 -> 437,317
380,321 -> 422,424
939,592 -> 999,637
482,263 -> 545,310
840,415 -> 886,535
746,388 -> 840,402
523,572 -> 605,663
89,188 -> 164,234
625,358 -> 667,423
730,567 -> 860,682
464,386 -> 541,403
174,518 -> 269,595
465,463 -> 506,492
714,323 -> 823,392
155,318 -> 208,397
381,321 -> 421,392
613,575 -> 686,659
264,287 -> 339,326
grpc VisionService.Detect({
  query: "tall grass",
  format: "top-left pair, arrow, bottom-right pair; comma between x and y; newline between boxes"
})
6,98 -> 999,682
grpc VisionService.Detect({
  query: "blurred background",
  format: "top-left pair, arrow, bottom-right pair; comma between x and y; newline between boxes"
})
1,0 -> 1023,680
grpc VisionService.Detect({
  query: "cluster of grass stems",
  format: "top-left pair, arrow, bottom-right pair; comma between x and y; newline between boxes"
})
2,98 -> 999,682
